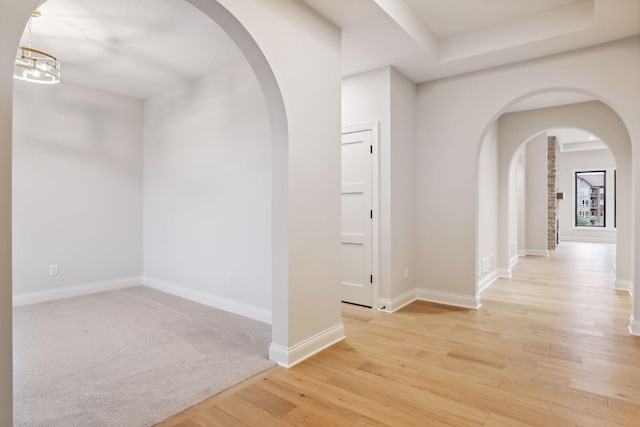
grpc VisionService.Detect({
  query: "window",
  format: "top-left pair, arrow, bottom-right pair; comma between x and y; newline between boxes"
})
575,171 -> 606,227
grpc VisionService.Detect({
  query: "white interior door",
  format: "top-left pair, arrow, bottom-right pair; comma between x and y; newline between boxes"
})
341,130 -> 373,307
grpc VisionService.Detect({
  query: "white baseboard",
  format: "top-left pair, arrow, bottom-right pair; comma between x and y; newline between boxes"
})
143,276 -> 271,324
496,268 -> 512,278
559,236 -> 616,243
614,280 -> 633,295
378,289 -> 416,313
629,315 -> 640,336
509,256 -> 519,268
380,287 -> 484,312
13,276 -> 142,307
525,249 -> 549,257
517,249 -> 526,257
478,270 -> 499,293
377,286 -> 483,313
269,323 -> 345,368
416,288 -> 481,309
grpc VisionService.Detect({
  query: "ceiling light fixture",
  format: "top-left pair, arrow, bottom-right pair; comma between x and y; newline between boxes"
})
14,10 -> 60,84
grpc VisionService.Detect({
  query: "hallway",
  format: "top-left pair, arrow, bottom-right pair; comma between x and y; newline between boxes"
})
487,241 -> 628,335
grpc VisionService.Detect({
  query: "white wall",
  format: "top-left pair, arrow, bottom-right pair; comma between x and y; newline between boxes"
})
477,121 -> 498,288
416,37 -> 639,313
516,150 -> 526,257
341,66 -> 417,306
342,67 -> 391,303
0,4 -> 26,418
389,68 -> 416,299
13,80 -> 143,299
524,133 -> 548,255
143,60 -> 272,319
12,59 -> 274,319
200,0 -> 344,366
557,148 -> 616,243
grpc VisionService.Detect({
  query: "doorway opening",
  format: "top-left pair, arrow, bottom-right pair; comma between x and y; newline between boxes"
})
476,95 -> 633,332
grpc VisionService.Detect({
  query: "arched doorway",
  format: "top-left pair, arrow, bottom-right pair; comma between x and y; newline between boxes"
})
494,98 -> 632,288
475,93 -> 633,329
0,0 -> 344,422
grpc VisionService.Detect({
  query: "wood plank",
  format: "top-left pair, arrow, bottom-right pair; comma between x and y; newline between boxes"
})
159,242 -> 640,426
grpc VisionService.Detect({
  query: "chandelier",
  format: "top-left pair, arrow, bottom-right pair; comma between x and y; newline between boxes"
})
14,10 -> 61,84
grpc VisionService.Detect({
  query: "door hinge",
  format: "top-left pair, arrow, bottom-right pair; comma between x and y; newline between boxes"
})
370,210 -> 373,219
370,275 -> 373,284
370,145 -> 373,154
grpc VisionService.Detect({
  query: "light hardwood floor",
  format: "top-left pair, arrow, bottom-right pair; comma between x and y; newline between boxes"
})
158,242 -> 640,426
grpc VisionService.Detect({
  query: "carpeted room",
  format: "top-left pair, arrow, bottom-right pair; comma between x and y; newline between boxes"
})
13,288 -> 273,427
12,0 -> 274,425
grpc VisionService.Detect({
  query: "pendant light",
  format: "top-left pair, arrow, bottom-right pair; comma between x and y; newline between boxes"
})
14,10 -> 61,84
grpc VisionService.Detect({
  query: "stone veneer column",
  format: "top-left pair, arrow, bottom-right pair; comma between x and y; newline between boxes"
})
547,136 -> 559,249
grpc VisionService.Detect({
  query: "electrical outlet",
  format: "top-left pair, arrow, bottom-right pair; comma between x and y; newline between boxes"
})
49,265 -> 58,276
226,272 -> 232,285
404,267 -> 409,280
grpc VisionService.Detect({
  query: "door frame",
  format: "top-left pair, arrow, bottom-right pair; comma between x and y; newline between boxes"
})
342,122 -> 380,309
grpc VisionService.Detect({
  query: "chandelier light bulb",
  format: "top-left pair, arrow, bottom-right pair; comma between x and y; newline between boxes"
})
14,10 -> 61,84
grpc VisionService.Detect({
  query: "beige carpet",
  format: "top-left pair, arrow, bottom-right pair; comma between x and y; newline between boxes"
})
13,286 -> 274,427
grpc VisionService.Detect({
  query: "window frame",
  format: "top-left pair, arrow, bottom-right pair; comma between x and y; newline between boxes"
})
574,170 -> 606,228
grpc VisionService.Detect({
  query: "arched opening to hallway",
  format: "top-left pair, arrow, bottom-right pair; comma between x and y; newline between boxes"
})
476,93 -> 634,333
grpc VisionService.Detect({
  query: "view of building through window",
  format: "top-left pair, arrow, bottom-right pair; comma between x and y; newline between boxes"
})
575,171 -> 606,227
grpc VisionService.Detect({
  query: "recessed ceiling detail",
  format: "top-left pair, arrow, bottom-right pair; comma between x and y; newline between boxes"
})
547,128 -> 608,152
303,0 -> 640,84
15,0 -> 640,102
404,0 -> 582,40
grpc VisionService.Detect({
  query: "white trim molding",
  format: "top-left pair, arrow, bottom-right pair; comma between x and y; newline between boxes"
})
517,249 -> 526,257
379,289 -> 416,313
614,280 -> 632,295
629,315 -> 640,336
269,323 -> 345,368
524,249 -> 549,257
559,236 -> 616,243
478,270 -> 499,293
496,268 -> 512,279
143,276 -> 271,324
380,287 -> 484,312
13,276 -> 141,307
416,288 -> 481,309
509,256 -> 519,268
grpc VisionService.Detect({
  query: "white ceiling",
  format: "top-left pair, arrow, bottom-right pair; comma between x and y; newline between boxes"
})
301,0 -> 640,83
18,0 -> 640,103
548,128 -> 609,152
403,0 -> 581,39
32,0 -> 244,99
